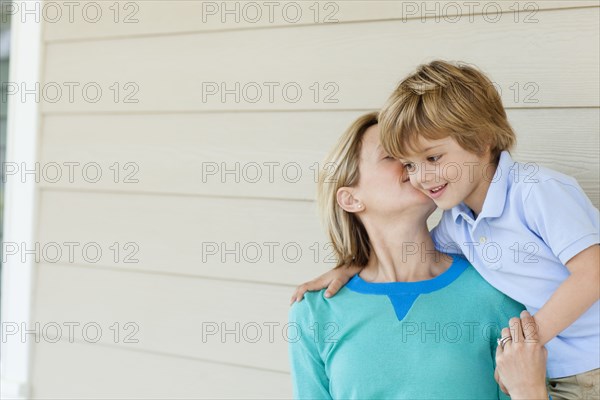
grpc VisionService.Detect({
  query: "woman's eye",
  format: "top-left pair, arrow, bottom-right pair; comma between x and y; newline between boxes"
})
403,163 -> 415,171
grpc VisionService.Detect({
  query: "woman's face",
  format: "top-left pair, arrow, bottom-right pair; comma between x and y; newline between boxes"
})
353,125 -> 436,219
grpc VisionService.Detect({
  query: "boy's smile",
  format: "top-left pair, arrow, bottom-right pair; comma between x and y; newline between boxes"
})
427,183 -> 448,199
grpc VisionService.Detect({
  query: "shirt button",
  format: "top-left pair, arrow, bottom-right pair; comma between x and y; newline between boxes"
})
479,236 -> 487,244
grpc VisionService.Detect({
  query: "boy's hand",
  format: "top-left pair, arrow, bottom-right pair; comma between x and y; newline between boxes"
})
495,310 -> 548,399
290,265 -> 362,305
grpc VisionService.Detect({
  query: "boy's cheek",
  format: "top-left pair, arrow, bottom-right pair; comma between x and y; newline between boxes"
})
408,175 -> 420,189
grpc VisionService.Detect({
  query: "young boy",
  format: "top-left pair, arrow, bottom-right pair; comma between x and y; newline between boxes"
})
291,61 -> 600,398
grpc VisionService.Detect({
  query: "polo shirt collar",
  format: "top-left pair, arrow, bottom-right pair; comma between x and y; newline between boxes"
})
451,201 -> 474,224
451,150 -> 513,223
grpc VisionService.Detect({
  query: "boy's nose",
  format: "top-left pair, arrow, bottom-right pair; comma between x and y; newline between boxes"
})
417,162 -> 438,185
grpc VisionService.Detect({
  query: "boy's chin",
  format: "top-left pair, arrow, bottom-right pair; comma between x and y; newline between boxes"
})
432,198 -> 459,210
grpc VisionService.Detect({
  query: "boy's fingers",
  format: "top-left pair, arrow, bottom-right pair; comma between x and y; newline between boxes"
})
290,290 -> 304,304
290,284 -> 310,304
291,277 -> 331,303
520,310 -> 539,342
289,289 -> 299,305
325,279 -> 343,298
509,317 -> 524,344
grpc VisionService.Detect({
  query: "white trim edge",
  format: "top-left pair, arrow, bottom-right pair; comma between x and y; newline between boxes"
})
0,379 -> 30,399
0,3 -> 43,399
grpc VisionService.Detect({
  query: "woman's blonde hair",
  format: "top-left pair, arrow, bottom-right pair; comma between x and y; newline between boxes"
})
316,112 -> 378,269
379,60 -> 516,163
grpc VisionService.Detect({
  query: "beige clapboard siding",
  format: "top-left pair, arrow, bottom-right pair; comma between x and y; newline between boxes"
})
39,108 -> 600,206
510,109 -> 600,208
42,1 -> 599,42
33,263 -> 294,373
36,189 -> 333,286
510,108 -> 600,207
31,340 -> 291,399
38,111 -> 366,200
41,6 -> 599,113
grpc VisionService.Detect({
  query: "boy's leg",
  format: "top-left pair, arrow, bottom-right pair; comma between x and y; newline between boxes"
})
547,368 -> 600,400
577,368 -> 599,399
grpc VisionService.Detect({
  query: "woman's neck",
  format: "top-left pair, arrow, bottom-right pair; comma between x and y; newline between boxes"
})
359,218 -> 452,283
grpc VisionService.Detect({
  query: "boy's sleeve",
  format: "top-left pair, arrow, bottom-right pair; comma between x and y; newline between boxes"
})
523,178 -> 600,265
490,294 -> 527,400
430,210 -> 463,255
288,302 -> 332,400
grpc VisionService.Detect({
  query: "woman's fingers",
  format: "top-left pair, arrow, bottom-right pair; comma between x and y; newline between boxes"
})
499,327 -> 512,348
495,331 -> 509,395
494,368 -> 510,395
496,315 -> 548,398
496,336 -> 504,356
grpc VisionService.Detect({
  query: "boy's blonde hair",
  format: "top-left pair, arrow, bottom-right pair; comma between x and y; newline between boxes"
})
379,60 -> 516,163
317,112 -> 378,269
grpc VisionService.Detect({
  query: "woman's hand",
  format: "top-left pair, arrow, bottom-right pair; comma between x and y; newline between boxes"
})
495,310 -> 549,399
290,265 -> 362,305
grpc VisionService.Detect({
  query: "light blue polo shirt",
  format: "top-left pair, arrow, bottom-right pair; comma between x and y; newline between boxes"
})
431,150 -> 600,378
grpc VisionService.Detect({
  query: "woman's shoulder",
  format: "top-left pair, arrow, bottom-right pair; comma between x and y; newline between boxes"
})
452,256 -> 525,311
288,289 -> 334,324
288,283 -> 361,325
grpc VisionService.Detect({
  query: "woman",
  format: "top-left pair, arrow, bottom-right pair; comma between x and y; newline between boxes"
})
288,112 -> 548,399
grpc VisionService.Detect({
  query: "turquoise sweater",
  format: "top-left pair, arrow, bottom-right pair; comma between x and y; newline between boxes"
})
288,255 -> 526,399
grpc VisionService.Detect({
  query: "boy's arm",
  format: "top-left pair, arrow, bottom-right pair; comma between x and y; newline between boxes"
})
532,244 -> 600,345
290,211 -> 460,304
430,211 -> 463,255
523,178 -> 600,345
290,265 -> 362,304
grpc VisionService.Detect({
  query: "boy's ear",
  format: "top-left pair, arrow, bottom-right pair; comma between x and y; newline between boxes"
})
336,187 -> 364,213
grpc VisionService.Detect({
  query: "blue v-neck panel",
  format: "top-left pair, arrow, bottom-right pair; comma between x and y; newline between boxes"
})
345,255 -> 469,321
387,293 -> 421,321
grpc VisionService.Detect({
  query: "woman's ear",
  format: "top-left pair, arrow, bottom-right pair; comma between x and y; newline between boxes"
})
337,187 -> 364,213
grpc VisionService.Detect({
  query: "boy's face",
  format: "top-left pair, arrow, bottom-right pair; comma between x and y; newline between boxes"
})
396,136 -> 495,213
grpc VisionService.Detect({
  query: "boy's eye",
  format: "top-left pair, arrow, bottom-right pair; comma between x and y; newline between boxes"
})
403,162 -> 416,172
427,155 -> 441,162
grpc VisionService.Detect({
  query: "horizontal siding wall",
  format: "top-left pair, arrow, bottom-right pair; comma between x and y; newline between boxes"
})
31,340 -> 290,399
42,6 -> 599,112
29,1 -> 600,398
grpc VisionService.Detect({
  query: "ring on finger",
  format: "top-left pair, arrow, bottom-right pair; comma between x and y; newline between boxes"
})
497,336 -> 513,348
